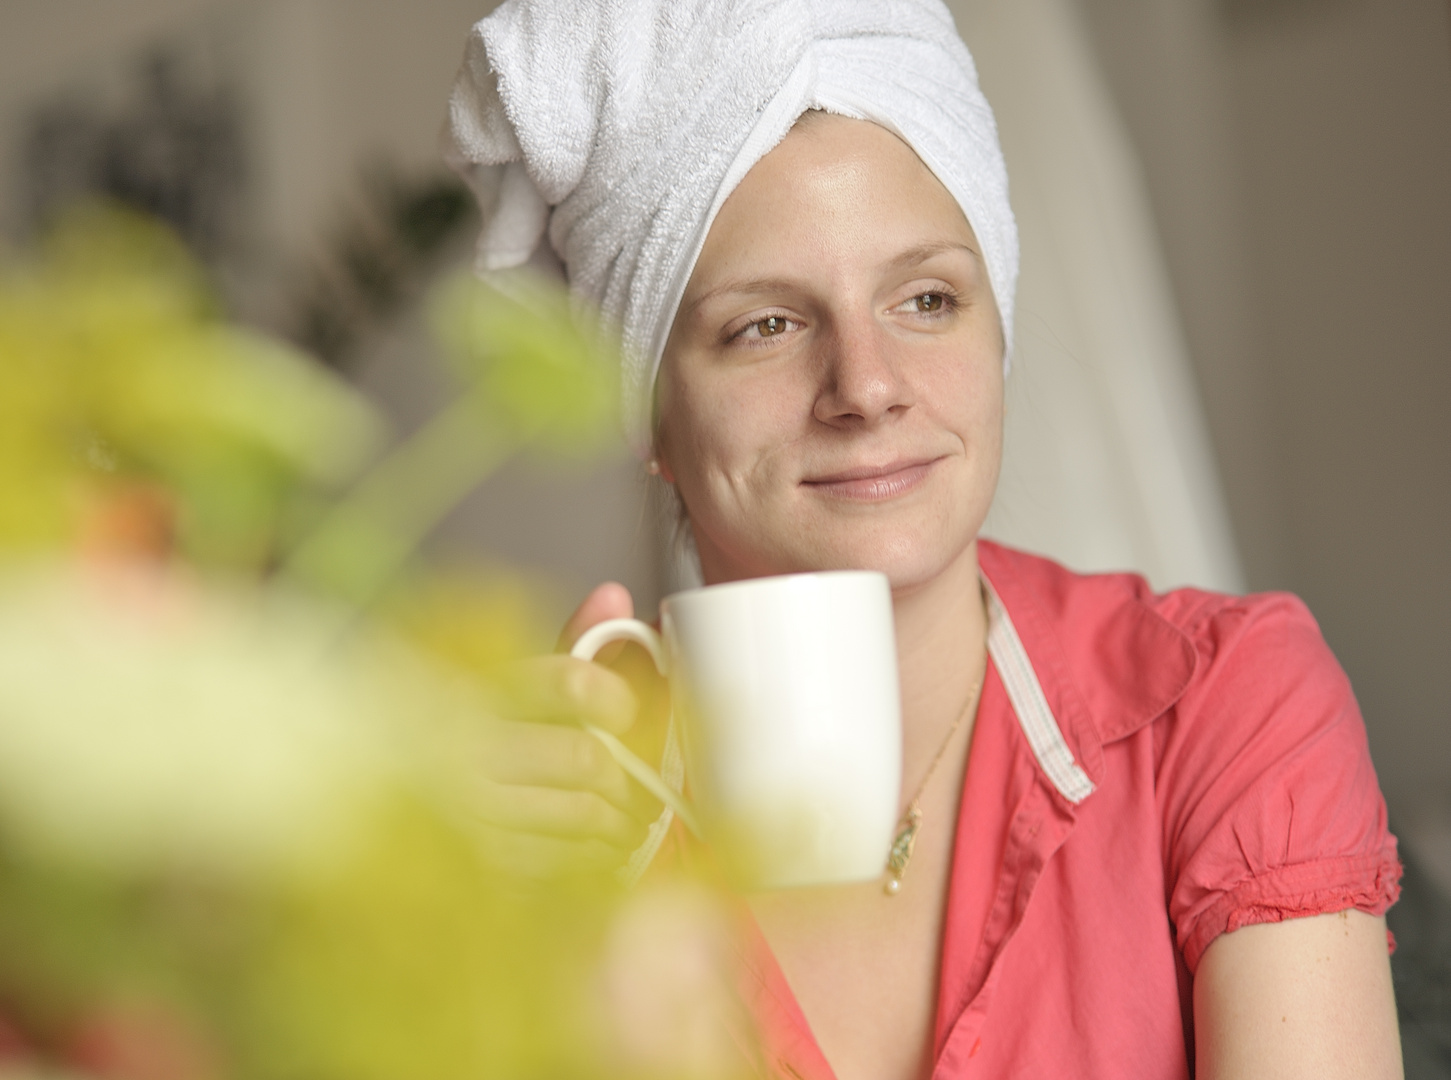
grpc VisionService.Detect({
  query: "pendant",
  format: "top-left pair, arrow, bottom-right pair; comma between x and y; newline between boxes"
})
883,803 -> 923,896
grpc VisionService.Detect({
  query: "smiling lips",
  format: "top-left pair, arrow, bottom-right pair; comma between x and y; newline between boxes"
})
801,457 -> 943,501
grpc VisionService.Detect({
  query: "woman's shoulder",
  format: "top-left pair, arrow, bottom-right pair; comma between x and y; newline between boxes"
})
977,542 -> 1398,974
977,537 -> 1326,665
977,538 -> 1352,747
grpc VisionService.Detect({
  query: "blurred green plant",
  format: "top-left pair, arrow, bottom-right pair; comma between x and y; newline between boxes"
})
280,268 -> 620,612
0,204 -> 748,1080
0,202 -> 380,570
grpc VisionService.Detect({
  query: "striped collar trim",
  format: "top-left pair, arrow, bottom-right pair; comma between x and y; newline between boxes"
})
982,573 -> 1096,805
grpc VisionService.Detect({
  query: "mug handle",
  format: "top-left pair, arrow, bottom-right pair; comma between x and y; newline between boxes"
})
570,618 -> 701,837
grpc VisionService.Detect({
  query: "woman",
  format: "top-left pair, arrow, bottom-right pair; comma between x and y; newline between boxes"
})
445,1 -> 1403,1076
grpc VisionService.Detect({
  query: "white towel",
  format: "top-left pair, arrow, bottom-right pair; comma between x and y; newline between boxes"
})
445,0 -> 1018,458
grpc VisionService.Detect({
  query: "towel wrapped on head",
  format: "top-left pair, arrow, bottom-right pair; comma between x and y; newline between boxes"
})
445,0 -> 1018,458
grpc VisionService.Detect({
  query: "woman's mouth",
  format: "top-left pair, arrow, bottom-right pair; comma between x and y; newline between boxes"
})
800,457 -> 943,501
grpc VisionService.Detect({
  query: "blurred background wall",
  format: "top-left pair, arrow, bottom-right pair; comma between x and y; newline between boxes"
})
2,0 -> 1448,1063
1073,0 -> 1451,866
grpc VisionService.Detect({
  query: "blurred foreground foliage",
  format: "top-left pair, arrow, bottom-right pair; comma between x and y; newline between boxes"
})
0,204 -> 748,1080
0,203 -> 378,569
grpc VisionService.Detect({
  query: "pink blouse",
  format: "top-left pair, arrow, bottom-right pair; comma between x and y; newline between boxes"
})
733,541 -> 1401,1079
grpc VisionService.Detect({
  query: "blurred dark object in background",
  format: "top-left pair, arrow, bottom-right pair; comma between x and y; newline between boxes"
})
1390,847 -> 1451,1078
288,166 -> 476,372
17,30 -> 481,376
22,47 -> 246,263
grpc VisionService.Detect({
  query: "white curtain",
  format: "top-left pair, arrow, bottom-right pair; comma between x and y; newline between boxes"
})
951,0 -> 1244,594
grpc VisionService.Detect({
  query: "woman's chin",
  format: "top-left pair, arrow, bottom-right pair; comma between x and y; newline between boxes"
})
704,535 -> 972,593
861,545 -> 977,595
812,516 -> 978,581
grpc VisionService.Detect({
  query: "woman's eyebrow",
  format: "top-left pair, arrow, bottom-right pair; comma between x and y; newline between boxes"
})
683,277 -> 800,317
881,239 -> 982,273
683,240 -> 982,316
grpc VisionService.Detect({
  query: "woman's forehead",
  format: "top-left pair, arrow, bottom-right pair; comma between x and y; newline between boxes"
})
686,115 -> 979,292
737,114 -> 953,216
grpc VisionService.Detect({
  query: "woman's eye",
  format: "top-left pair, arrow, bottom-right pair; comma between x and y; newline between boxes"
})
738,315 -> 796,340
911,293 -> 946,313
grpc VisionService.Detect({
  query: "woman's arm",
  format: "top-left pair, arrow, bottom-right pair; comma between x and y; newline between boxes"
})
1194,909 -> 1402,1079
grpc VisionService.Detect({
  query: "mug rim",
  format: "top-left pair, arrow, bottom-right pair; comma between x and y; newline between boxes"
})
662,569 -> 890,609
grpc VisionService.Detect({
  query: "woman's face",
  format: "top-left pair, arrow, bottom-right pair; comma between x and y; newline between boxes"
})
656,113 -> 1004,591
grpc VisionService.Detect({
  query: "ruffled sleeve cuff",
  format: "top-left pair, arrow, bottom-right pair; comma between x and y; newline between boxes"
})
1179,850 -> 1403,973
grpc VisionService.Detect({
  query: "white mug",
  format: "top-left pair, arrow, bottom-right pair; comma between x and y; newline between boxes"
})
570,570 -> 901,890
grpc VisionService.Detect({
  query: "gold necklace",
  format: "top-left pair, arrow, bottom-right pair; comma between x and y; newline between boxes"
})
883,677 -> 983,896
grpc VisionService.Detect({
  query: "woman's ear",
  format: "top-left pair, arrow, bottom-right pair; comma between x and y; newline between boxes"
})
649,405 -> 678,483
648,450 -> 677,485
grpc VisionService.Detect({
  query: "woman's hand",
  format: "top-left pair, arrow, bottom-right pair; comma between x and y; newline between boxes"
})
474,582 -> 667,878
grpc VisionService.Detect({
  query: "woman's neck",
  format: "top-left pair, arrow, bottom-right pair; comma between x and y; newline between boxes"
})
890,539 -> 989,766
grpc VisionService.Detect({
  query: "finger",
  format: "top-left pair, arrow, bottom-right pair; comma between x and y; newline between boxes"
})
478,824 -> 628,880
498,655 -> 638,735
480,719 -> 662,823
557,581 -> 634,652
475,784 -> 649,848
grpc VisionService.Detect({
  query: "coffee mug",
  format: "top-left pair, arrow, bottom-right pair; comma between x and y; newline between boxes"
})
570,570 -> 901,890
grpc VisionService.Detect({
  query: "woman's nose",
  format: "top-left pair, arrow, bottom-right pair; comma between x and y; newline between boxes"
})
811,319 -> 916,427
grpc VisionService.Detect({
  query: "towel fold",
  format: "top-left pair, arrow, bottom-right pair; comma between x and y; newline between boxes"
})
445,0 -> 1018,457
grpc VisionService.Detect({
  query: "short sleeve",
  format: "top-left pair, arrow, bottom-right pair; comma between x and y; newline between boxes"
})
1156,592 -> 1401,973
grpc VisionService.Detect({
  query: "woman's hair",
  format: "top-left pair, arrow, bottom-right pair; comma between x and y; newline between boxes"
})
445,0 -> 1019,460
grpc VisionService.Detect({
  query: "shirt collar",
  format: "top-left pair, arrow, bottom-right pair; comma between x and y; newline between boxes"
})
977,540 -> 1198,792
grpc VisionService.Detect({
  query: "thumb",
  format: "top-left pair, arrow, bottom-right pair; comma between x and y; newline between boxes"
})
557,581 -> 635,653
